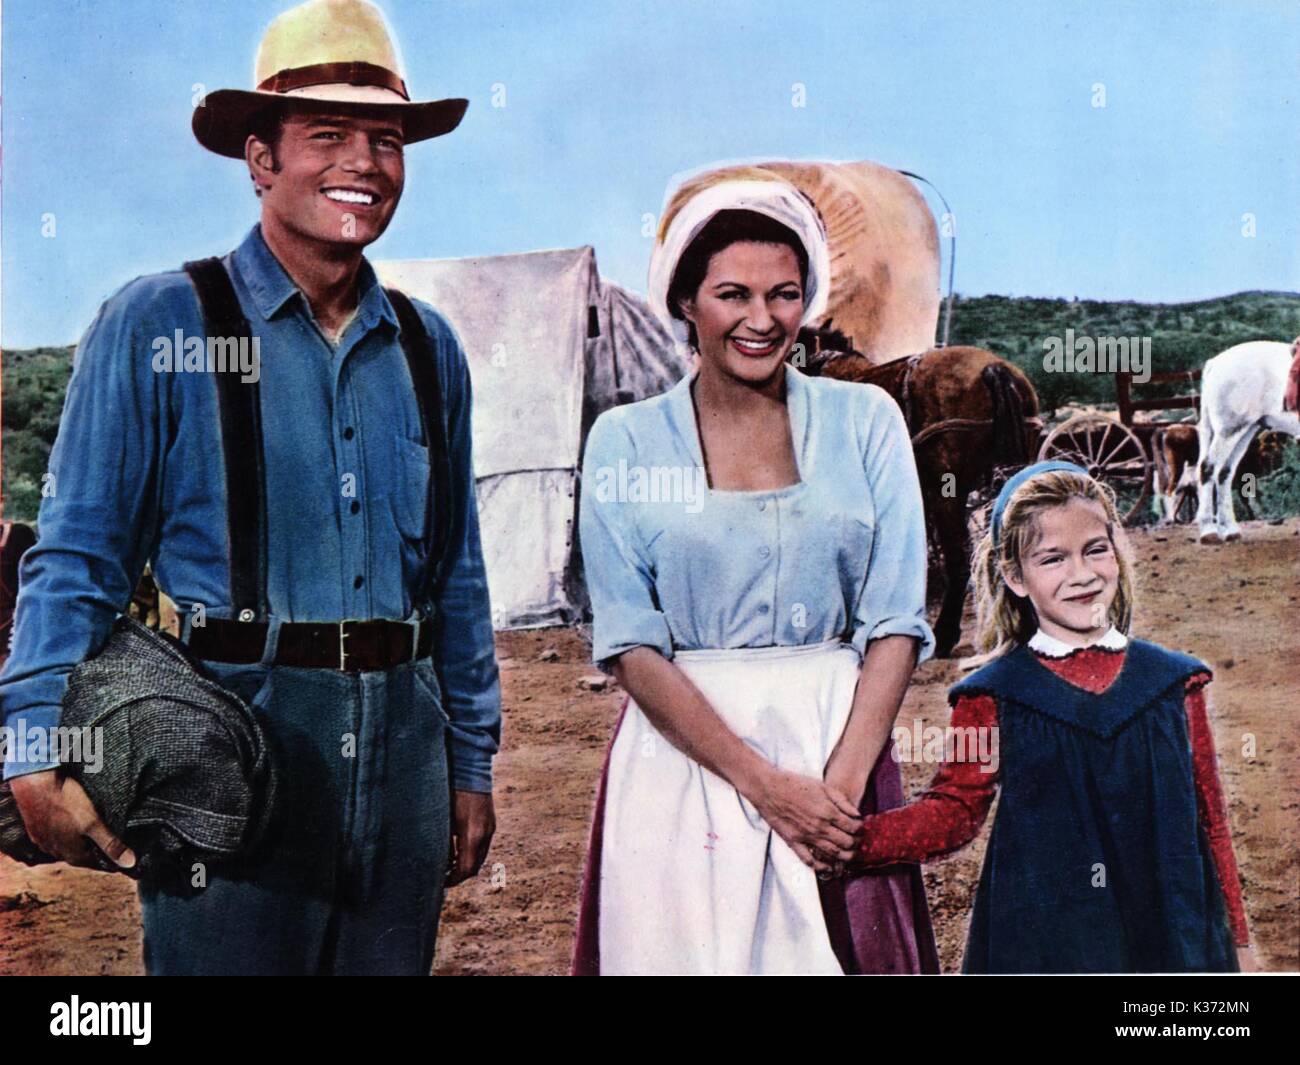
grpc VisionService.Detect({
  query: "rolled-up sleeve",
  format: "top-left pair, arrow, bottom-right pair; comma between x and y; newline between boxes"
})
1,282 -> 164,779
423,310 -> 502,794
849,388 -> 935,664
579,412 -> 674,673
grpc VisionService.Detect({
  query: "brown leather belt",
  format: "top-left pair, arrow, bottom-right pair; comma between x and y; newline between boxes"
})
189,617 -> 434,672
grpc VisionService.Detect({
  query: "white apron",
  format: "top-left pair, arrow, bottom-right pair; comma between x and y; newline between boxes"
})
598,640 -> 862,975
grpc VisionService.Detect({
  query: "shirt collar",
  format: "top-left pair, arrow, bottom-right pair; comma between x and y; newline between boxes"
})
231,224 -> 398,332
1028,625 -> 1128,658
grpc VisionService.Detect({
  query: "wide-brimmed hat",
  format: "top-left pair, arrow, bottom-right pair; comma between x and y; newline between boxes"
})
647,176 -> 832,346
193,0 -> 468,159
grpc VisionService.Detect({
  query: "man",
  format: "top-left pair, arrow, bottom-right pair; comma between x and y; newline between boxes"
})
0,0 -> 501,975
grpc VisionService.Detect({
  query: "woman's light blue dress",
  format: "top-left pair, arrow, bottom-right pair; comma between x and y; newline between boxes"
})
579,363 -> 935,668
573,362 -> 941,974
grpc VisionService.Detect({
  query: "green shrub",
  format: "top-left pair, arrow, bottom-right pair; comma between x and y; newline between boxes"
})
1254,440 -> 1300,522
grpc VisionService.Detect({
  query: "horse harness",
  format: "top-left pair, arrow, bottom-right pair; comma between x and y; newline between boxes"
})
179,257 -> 455,673
897,352 -> 926,437
878,350 -> 1023,450
897,351 -> 1021,450
867,351 -> 953,445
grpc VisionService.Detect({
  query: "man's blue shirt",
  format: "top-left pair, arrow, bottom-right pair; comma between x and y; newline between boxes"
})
1,224 -> 501,790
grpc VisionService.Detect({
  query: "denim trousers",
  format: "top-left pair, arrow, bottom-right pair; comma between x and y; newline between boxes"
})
138,654 -> 452,975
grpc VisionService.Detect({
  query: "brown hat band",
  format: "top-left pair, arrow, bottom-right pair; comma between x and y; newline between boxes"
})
257,60 -> 410,100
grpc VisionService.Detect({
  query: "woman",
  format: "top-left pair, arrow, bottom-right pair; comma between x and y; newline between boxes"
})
572,178 -> 939,975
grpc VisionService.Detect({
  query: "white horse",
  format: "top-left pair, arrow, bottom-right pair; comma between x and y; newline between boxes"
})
1196,339 -> 1300,542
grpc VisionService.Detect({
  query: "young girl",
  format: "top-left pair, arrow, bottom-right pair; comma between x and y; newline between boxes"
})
853,460 -> 1254,973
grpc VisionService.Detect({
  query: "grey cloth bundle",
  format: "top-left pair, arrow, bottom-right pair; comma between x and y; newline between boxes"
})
0,615 -> 278,879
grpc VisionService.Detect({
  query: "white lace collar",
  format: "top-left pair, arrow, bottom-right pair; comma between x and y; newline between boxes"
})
1028,626 -> 1128,658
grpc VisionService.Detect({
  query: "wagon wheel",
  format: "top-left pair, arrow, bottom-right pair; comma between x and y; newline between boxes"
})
1036,413 -> 1151,524
965,463 -> 1022,542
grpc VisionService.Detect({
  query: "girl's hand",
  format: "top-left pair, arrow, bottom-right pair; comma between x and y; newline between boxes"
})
1236,945 -> 1258,973
749,767 -> 862,873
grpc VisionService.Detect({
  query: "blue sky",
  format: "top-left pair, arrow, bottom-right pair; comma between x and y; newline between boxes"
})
2,0 -> 1296,348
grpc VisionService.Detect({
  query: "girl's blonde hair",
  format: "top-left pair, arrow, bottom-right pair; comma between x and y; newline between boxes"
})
961,469 -> 1136,670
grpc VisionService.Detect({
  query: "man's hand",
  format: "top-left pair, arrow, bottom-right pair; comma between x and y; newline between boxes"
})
9,769 -> 136,870
446,789 -> 494,887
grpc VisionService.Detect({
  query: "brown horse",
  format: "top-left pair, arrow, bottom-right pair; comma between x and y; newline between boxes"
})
799,342 -> 1040,657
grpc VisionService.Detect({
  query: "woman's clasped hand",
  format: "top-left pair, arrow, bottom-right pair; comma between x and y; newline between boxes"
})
749,765 -> 862,874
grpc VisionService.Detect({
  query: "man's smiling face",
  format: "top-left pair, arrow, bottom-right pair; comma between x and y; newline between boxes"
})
250,110 -> 405,249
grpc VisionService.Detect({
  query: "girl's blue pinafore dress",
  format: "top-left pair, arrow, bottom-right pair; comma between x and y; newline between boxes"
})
950,638 -> 1238,974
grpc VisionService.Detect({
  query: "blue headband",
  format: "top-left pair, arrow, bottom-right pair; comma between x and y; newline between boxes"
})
990,461 -> 1092,548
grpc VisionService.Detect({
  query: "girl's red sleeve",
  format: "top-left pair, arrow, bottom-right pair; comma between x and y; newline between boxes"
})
1184,672 -> 1251,947
857,691 -> 1000,867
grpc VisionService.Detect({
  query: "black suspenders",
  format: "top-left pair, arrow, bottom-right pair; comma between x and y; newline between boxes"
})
181,257 -> 456,622
182,258 -> 268,623
385,287 -> 455,600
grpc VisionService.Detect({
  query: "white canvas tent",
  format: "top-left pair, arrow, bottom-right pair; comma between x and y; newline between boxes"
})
376,247 -> 687,630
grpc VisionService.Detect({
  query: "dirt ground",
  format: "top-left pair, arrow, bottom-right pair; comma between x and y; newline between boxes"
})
2,518 -> 1296,975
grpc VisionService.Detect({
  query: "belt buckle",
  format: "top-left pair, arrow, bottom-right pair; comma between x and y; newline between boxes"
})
339,619 -> 360,672
408,615 -> 424,663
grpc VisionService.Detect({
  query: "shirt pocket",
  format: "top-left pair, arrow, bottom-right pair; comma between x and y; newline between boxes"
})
391,436 -> 432,544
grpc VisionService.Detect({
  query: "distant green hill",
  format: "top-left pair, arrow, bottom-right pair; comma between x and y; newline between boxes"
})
948,289 -> 1300,415
2,345 -> 75,522
4,291 -> 1299,523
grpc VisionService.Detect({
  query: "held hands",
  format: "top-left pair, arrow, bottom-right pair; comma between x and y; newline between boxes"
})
749,766 -> 862,876
9,769 -> 137,871
821,759 -> 871,879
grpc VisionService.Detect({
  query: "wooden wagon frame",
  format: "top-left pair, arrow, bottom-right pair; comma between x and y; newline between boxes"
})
1036,366 -> 1203,524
